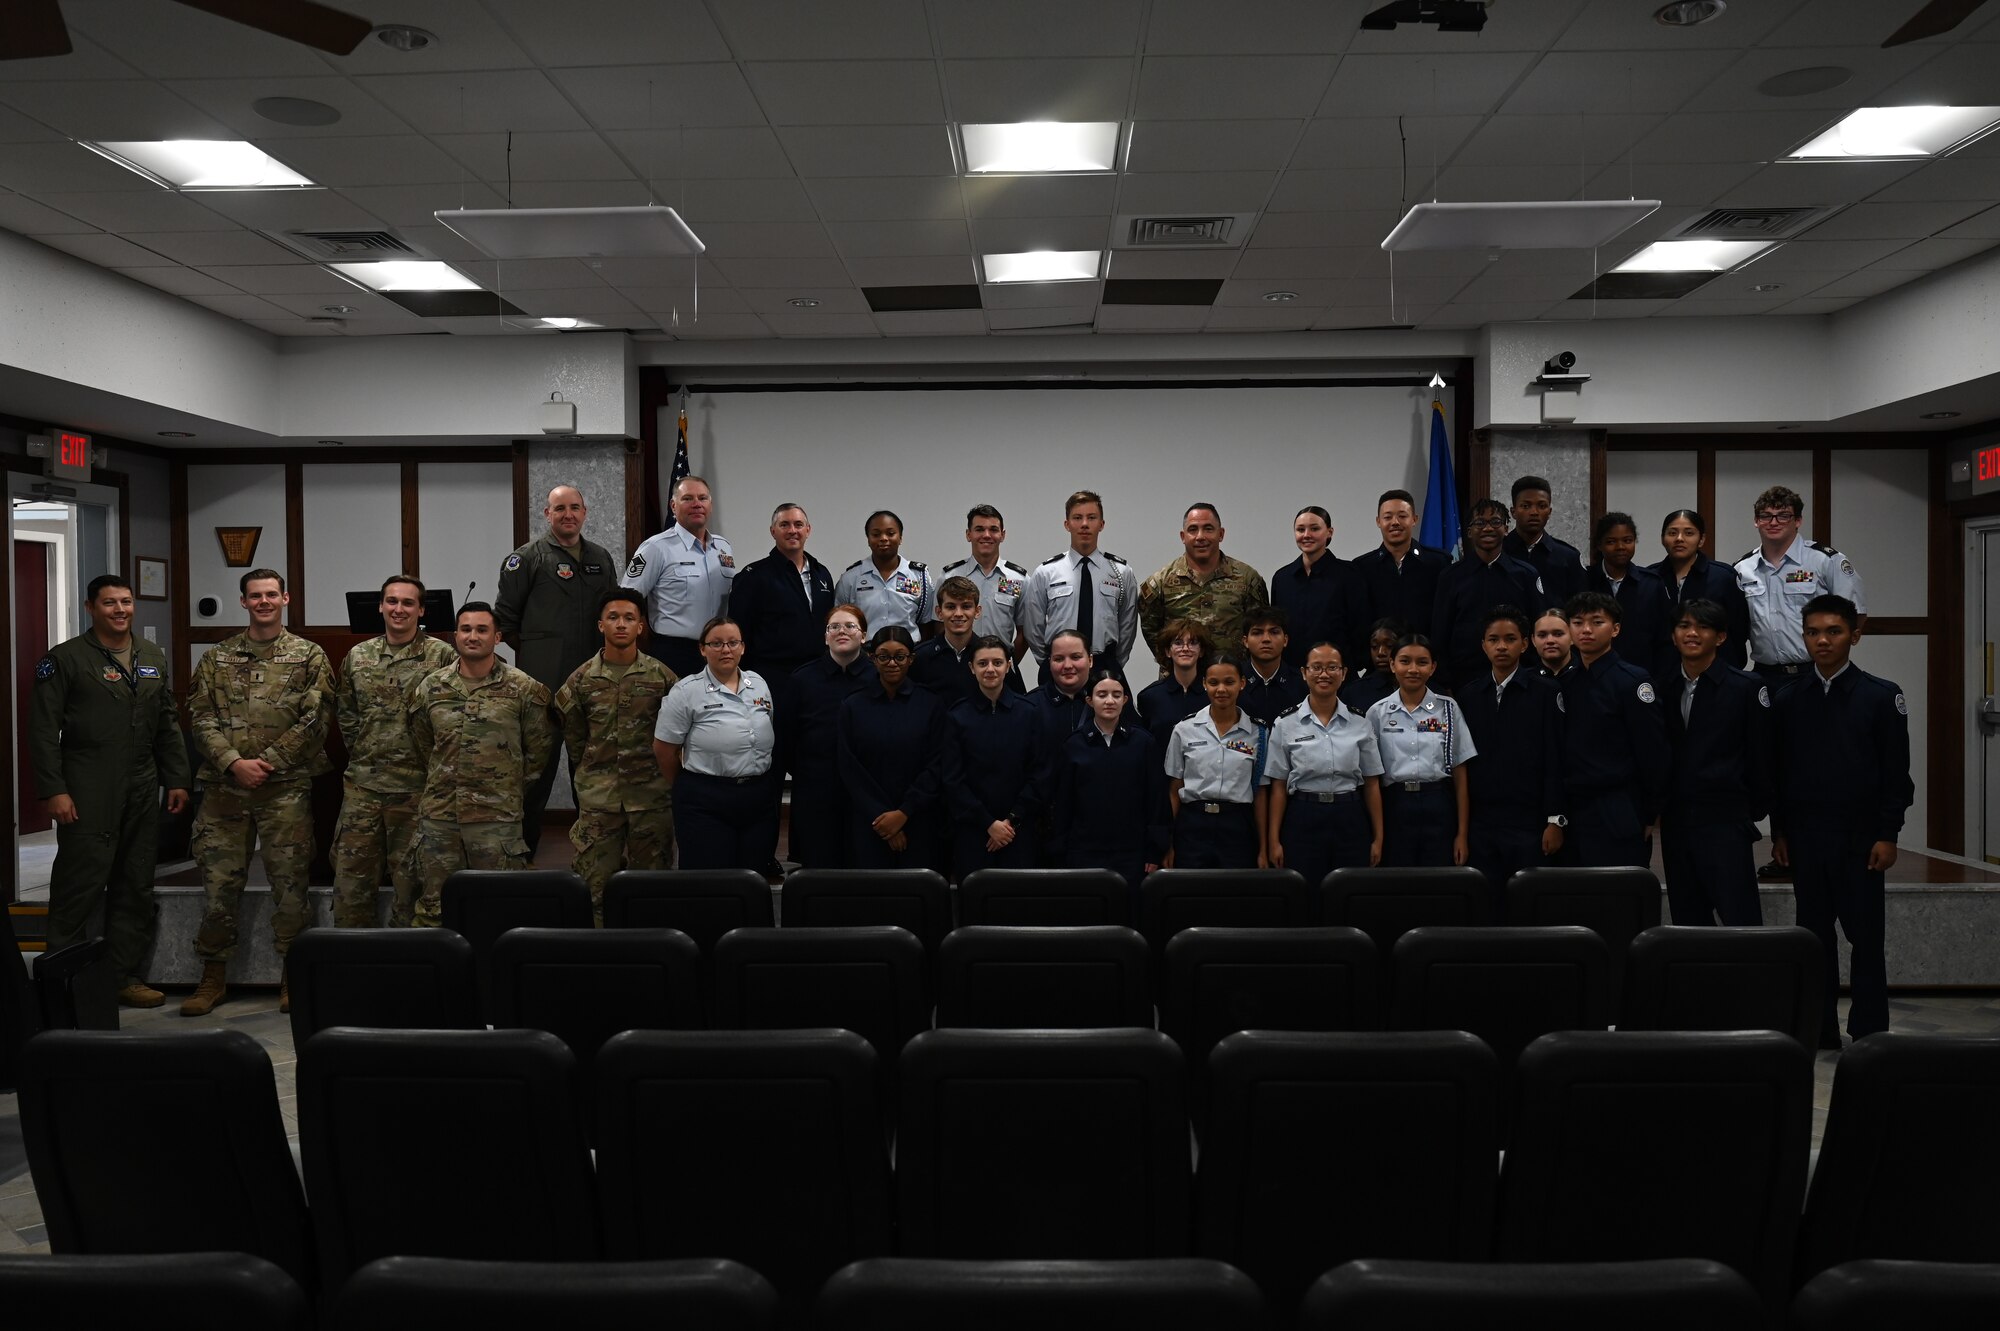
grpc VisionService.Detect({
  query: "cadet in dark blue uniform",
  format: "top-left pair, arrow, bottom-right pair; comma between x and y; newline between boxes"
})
941,636 -> 1045,875
912,574 -> 1023,707
1430,497 -> 1548,688
1532,608 -> 1574,679
1657,598 -> 1772,926
1164,656 -> 1269,869
1772,594 -> 1912,1046
1137,618 -> 1211,746
1050,671 -> 1167,895
1026,629 -> 1098,763
1271,506 -> 1368,669
1653,508 -> 1750,670
1587,511 -> 1672,680
1503,475 -> 1586,603
836,626 -> 948,869
783,604 -> 875,867
1355,490 -> 1449,642
1557,592 -> 1671,868
1457,608 -> 1564,907
1340,617 -> 1403,713
1367,634 -> 1476,867
1265,642 -> 1384,890
1239,606 -> 1307,725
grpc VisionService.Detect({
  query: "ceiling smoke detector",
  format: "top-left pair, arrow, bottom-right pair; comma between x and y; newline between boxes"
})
373,25 -> 438,52
1262,291 -> 1299,303
1655,1 -> 1726,26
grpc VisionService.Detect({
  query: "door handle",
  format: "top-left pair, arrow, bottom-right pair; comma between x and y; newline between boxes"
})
1981,697 -> 2000,735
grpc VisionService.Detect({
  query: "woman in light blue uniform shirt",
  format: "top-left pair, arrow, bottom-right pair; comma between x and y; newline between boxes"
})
653,615 -> 779,872
1163,656 -> 1268,869
1266,641 -> 1384,890
1365,633 -> 1477,868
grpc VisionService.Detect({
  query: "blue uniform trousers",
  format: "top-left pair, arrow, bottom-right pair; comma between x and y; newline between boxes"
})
1468,818 -> 1546,912
1661,817 -> 1762,925
952,825 -> 1042,879
1173,801 -> 1257,869
1565,789 -> 1651,869
1380,781 -> 1453,868
1277,794 -> 1370,892
1788,816 -> 1888,1041
675,769 -> 781,873
786,759 -> 848,868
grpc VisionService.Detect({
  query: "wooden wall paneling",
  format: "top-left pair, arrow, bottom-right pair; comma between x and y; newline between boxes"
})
285,461 -> 305,627
1929,446 -> 1962,854
511,444 -> 529,548
1696,448 -> 1717,557
640,367 -> 667,541
400,460 -> 420,577
170,460 -> 189,702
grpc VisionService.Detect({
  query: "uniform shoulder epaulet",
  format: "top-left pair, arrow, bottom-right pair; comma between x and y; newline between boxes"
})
909,560 -> 927,571
1003,560 -> 1027,575
1734,549 -> 1756,565
844,558 -> 866,572
943,558 -> 967,572
1104,551 -> 1127,564
1809,540 -> 1841,556
1275,701 -> 1304,720
1041,553 -> 1065,566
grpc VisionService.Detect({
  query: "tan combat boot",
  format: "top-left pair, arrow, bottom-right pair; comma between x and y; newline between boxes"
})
180,961 -> 228,1017
118,980 -> 166,1008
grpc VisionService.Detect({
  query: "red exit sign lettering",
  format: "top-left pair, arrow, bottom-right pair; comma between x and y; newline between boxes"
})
45,429 -> 92,481
1980,444 -> 2000,483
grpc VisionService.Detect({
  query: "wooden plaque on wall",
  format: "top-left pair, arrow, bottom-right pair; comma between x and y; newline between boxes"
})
215,526 -> 263,567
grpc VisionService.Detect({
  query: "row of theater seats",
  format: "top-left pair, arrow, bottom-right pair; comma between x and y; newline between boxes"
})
4,1250 -> 1998,1330
18,1021 -> 2000,1319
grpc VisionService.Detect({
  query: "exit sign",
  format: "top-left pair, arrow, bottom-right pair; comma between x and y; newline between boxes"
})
46,430 -> 92,481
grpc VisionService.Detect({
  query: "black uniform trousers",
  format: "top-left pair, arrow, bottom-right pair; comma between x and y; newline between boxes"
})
1380,781 -> 1454,867
952,826 -> 1043,878
1277,793 -> 1370,892
786,757 -> 847,868
1660,816 -> 1762,925
674,769 -> 781,873
647,635 -> 704,681
1173,800 -> 1257,869
1468,818 -> 1546,912
1787,815 -> 1888,1041
1565,789 -> 1651,869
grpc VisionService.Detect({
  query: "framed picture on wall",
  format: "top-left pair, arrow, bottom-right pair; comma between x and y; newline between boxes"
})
135,555 -> 168,601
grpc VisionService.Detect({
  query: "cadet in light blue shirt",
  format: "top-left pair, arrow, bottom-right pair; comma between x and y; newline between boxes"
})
1366,633 -> 1476,868
834,509 -> 934,636
1164,656 -> 1268,870
1266,642 -> 1385,889
653,616 -> 778,873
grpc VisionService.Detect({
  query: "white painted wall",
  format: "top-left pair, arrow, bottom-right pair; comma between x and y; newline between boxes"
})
417,460 -> 515,657
1829,247 -> 2000,419
1830,449 -> 1927,616
1715,450 -> 1814,564
185,463 -> 287,627
1604,450 -> 1699,549
1851,632 -> 1928,847
302,462 -> 400,627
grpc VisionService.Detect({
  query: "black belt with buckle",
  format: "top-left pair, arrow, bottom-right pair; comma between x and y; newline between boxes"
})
1754,662 -> 1807,676
1300,790 -> 1362,804
688,770 -> 765,786
1391,779 -> 1447,793
1191,801 -> 1247,815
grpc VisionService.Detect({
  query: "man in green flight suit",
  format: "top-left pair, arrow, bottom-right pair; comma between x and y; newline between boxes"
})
330,573 -> 456,927
28,573 -> 191,1009
183,568 -> 336,1016
495,483 -> 617,856
407,601 -> 557,928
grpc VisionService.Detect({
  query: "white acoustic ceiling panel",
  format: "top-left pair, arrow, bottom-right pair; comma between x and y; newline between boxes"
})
1381,199 -> 1661,251
435,205 -> 705,259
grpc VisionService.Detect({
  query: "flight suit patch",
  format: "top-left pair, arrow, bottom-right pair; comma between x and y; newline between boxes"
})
556,564 -> 574,580
1637,682 -> 1656,703
504,554 -> 523,571
36,657 -> 55,680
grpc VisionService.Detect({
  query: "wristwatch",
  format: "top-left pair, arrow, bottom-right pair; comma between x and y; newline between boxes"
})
1547,814 -> 1569,827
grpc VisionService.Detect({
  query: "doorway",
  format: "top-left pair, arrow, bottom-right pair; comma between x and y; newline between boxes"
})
1970,517 -> 2000,864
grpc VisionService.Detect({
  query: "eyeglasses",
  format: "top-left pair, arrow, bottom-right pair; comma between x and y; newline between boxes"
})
1303,663 -> 1345,674
1169,638 -> 1202,649
872,651 -> 912,664
825,623 -> 861,634
1754,511 -> 1797,524
1466,517 -> 1507,530
701,639 -> 744,651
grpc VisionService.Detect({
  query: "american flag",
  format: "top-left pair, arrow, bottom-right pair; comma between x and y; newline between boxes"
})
671,389 -> 691,492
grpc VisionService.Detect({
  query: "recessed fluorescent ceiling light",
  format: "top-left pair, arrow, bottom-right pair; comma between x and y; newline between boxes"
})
1613,240 -> 1775,272
330,260 -> 479,291
981,250 -> 1104,284
83,140 -> 315,189
960,122 -> 1120,173
1787,106 -> 2000,160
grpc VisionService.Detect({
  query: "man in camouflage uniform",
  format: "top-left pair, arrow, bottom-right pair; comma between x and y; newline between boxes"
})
495,483 -> 617,855
183,568 -> 335,1016
407,601 -> 556,927
554,588 -> 677,922
331,573 -> 455,927
29,573 -> 191,1008
1139,502 -> 1271,673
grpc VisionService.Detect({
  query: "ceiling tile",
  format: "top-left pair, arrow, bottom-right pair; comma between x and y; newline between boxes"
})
621,285 -> 751,315
1942,205 -> 2000,239
1144,0 -> 1357,54
0,141 -> 163,193
1248,210 -> 1398,247
1204,305 -> 1317,330
325,0 -> 536,71
123,230 -> 301,266
109,265 -> 240,296
607,128 -> 799,178
248,318 -> 342,336
1740,238 -> 1915,273
1555,0 -> 1785,48
336,182 -> 508,227
546,64 -> 765,129
0,194 -> 97,234
266,136 -> 469,187
34,232 -> 175,266
1453,114 -> 1660,167
355,71 -> 591,133
775,125 -> 955,177
323,319 -> 442,336
1762,0 -> 1954,46
507,288 -> 644,316
1870,156 -> 2000,202
1115,171 -> 1277,213
1770,297 -> 1857,315
1093,304 -> 1209,330
1350,0 -> 1586,52
579,256 -> 727,286
663,313 -> 775,339
1137,56 -> 1337,120
1868,236 -> 1999,270
0,33 -> 137,81
1882,42 -> 2000,103
1418,301 -> 1559,328
1105,249 -> 1240,278
1696,268 -> 1844,299
1228,246 -> 1377,279
482,0 -> 731,64
942,58 -> 1134,122
1629,111 -> 1840,165
33,190 -> 232,232
1369,249 -> 1494,277
746,62 -> 945,125
433,132 -> 634,183
255,290 -> 422,319
933,1 -> 1142,56
985,304 -> 1100,329
677,178 -> 820,223
1313,305 -> 1433,328
1126,120 -> 1302,173
1583,160 -> 1760,205
1325,275 -> 1469,305
692,222 -> 838,257
827,219 -> 972,257
969,216 -> 1110,252
393,224 -> 494,262
1318,53 -> 1539,117
1540,298 -> 1675,319
1688,45 -> 1934,114
162,78 -> 415,138
199,264 -> 369,294
1501,50 -> 1737,115
181,292 -> 295,320
1653,295 -> 1794,316
1806,200 -> 1988,241
454,258 -> 604,290
0,104 -> 62,142
0,80 -> 229,141
762,311 -> 882,338
1451,269 -> 1591,303
981,278 -> 1101,309
190,189 -> 387,231
874,309 -> 989,336
962,175 -> 1117,217
1291,116 -> 1481,169
61,0 -> 328,77
1214,278 -> 1347,306
1713,162 -> 1923,207
712,256 -> 857,287
713,0 -> 933,59
1808,269 -> 1921,300
500,180 -> 660,209
420,317 -> 537,336
807,177 -> 966,221
1266,169 -> 1417,212
1423,161 -> 1599,202
842,255 -> 979,286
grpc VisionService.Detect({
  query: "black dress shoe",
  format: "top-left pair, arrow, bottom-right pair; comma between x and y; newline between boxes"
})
1758,859 -> 1789,880
1818,1033 -> 1844,1051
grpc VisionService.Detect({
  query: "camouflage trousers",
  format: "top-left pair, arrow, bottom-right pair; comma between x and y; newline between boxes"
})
331,783 -> 425,928
571,805 -> 675,924
191,780 -> 315,962
410,818 -> 530,929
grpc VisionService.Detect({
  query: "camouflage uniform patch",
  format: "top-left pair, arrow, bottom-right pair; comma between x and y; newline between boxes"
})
332,632 -> 455,927
1138,554 -> 1272,671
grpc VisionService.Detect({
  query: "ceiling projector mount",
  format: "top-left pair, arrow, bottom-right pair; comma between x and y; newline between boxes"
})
1361,0 -> 1488,33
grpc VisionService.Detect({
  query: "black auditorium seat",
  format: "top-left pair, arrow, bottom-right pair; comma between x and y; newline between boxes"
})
1160,926 -> 1382,1064
1319,867 -> 1490,954
1795,1034 -> 2000,1286
17,1030 -> 315,1296
1137,869 -> 1311,959
896,1028 -> 1189,1259
1505,866 -> 1662,997
285,926 -> 481,1045
1793,1260 -> 2000,1331
1299,1258 -> 1763,1330
1390,925 -> 1613,1142
1622,924 -> 1823,1050
603,868 -> 774,950
957,868 -> 1131,927
33,936 -> 114,1031
935,926 -> 1150,1029
815,1257 -> 1266,1330
297,1028 -> 599,1292
594,1028 -> 890,1321
780,868 -> 953,954
3,907 -> 104,1092
1498,1030 -> 1812,1313
333,1256 -> 778,1331
488,927 -> 702,1073
0,1252 -> 311,1331
1197,1031 -> 1497,1310
713,926 -> 928,1076
439,869 -> 592,1016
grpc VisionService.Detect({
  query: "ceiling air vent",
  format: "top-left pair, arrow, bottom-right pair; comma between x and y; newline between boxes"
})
1117,214 -> 1254,247
265,229 -> 425,261
1672,206 -> 1838,240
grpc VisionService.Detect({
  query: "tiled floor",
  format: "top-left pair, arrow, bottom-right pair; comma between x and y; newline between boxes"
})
6,989 -> 2000,1257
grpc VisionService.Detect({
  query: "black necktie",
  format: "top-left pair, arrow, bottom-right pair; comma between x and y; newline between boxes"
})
1075,556 -> 1094,648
